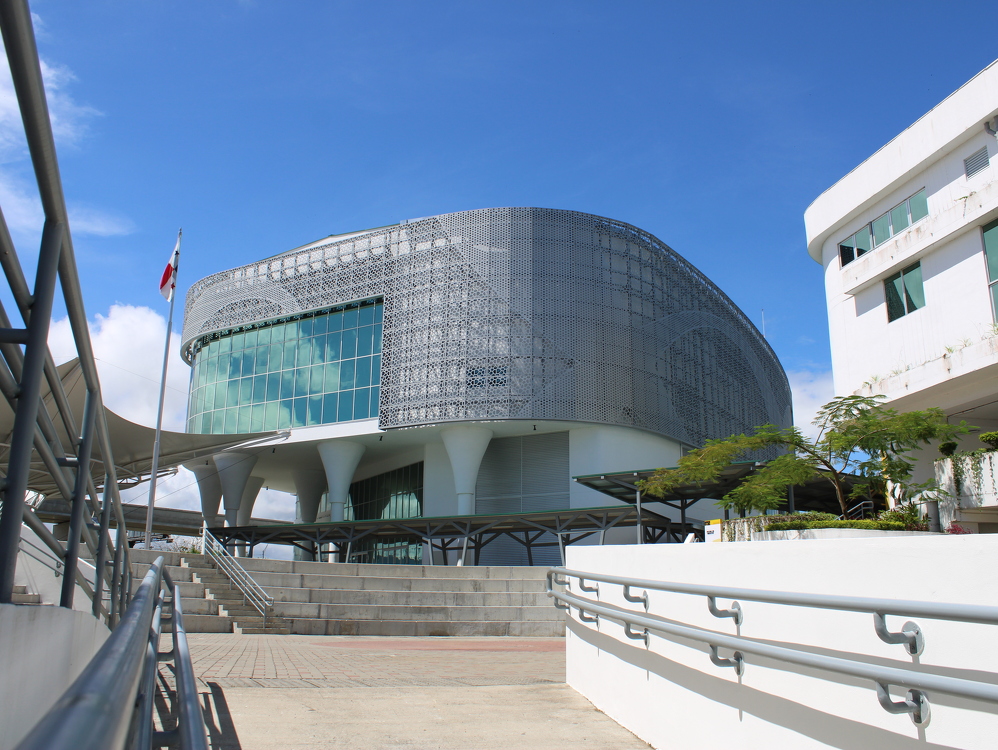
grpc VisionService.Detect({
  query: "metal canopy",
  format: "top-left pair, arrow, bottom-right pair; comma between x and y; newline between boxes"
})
211,505 -> 699,566
0,358 -> 278,497
575,462 -> 867,516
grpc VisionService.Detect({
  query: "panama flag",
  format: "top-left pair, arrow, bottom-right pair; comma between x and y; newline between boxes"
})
159,231 -> 181,301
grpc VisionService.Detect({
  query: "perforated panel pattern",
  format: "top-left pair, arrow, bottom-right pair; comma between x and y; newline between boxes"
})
182,208 -> 791,446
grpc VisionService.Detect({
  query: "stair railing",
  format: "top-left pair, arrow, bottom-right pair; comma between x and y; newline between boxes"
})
201,523 -> 274,627
14,556 -> 208,750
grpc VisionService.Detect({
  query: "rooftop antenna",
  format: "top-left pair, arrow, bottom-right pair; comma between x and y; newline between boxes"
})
761,309 -> 766,339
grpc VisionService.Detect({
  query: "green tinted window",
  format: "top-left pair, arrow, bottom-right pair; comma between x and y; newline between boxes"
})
885,263 -> 924,322
840,190 -> 929,267
187,299 -> 383,434
872,214 -> 891,246
983,220 -> 998,283
890,203 -> 909,234
908,190 -> 928,223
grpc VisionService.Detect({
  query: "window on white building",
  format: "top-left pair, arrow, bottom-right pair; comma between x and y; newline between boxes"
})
839,189 -> 929,267
885,262 -> 924,322
983,219 -> 998,320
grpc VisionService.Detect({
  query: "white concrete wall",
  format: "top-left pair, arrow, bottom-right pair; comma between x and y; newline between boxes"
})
568,425 -> 682,509
566,536 -> 998,749
15,525 -> 95,610
821,141 -> 998,398
0,604 -> 109,750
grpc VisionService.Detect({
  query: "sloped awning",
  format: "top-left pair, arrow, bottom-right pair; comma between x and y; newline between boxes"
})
0,358 -> 278,498
574,462 -> 866,515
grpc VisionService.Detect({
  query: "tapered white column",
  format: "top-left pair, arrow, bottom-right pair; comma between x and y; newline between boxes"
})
235,477 -> 264,557
213,452 -> 258,527
293,469 -> 327,524
185,459 -> 222,528
317,441 -> 365,522
236,476 -> 264,527
441,425 -> 493,516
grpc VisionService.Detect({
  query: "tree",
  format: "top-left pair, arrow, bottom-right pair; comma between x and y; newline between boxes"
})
638,395 -> 971,516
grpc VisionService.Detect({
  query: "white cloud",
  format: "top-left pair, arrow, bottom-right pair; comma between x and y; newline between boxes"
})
49,304 -> 299,521
787,368 -> 835,441
67,204 -> 135,237
49,303 -> 189,429
0,28 -> 131,241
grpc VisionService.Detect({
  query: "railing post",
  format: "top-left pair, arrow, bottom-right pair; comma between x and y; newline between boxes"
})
60,389 -> 99,608
0,220 -> 63,602
92,474 -> 114,620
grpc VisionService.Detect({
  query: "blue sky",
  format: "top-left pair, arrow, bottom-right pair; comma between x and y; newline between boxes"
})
6,1 -> 998,438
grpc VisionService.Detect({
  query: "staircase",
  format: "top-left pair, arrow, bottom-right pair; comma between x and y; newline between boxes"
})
130,550 -> 564,636
238,557 -> 563,637
130,550 -> 291,634
10,584 -> 42,605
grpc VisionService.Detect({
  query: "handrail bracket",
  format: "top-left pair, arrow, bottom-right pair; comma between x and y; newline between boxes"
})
873,613 -> 924,656
709,645 -> 744,676
877,682 -> 930,726
623,584 -> 649,611
708,596 -> 743,626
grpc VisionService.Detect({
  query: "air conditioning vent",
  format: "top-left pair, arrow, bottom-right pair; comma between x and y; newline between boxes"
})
965,146 -> 990,178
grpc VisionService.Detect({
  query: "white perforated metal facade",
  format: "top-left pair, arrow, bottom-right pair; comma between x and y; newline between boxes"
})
182,208 -> 791,447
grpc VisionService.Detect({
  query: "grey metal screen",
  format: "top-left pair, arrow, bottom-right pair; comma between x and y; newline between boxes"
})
182,208 -> 791,448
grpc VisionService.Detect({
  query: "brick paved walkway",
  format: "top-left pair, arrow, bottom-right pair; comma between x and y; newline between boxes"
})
187,634 -> 565,689
174,635 -> 649,750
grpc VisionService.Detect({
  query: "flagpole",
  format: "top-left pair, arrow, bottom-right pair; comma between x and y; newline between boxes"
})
143,229 -> 182,550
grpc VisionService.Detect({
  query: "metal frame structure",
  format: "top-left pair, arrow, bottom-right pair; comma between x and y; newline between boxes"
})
181,208 -> 792,448
15,557 -> 208,750
573,463 -> 872,522
0,5 -> 207,747
210,505 -> 696,566
0,0 -> 133,619
548,566 -> 998,726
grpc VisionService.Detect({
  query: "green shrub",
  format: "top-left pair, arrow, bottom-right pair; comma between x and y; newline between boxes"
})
877,501 -> 928,530
939,441 -> 958,457
980,431 -> 998,450
765,519 -> 909,532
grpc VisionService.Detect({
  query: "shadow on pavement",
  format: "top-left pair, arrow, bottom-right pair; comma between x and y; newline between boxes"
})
203,681 -> 242,750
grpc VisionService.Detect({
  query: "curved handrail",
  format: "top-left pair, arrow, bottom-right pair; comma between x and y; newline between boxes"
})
548,566 -> 998,625
13,557 -> 208,750
549,567 -> 998,725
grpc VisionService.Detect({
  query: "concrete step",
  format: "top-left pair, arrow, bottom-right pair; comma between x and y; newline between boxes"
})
204,589 -> 246,601
254,571 -> 547,593
287,617 -> 565,637
238,558 -> 550,580
265,588 -> 549,607
13,585 -> 26,594
274,602 -> 560,622
11,592 -> 42,605
235,626 -> 292,635
218,606 -> 270,617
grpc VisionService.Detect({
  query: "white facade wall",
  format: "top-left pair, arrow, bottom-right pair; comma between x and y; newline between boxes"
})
0,604 -> 109,750
806,60 -> 998,499
565,537 -> 998,750
816,126 -> 998,399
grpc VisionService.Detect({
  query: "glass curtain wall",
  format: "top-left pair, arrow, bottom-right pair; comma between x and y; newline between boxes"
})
344,462 -> 424,564
187,298 -> 383,434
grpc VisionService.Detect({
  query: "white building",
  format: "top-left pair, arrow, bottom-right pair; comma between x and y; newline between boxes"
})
805,60 -> 998,528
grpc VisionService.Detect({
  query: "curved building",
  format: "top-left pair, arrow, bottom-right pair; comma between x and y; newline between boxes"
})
181,208 -> 790,560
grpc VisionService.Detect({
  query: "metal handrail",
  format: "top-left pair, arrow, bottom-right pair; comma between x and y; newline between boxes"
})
549,567 -> 998,725
14,556 -> 208,750
0,0 -> 135,626
202,524 -> 274,625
